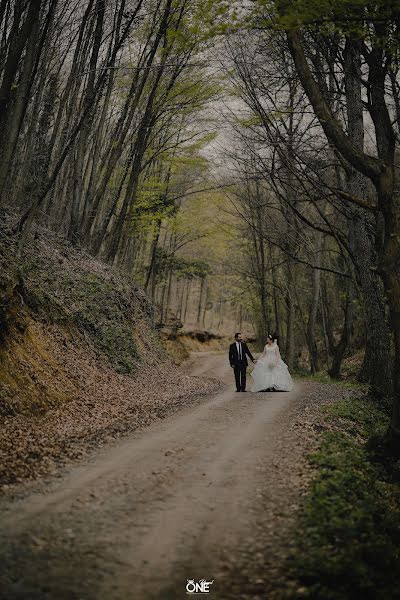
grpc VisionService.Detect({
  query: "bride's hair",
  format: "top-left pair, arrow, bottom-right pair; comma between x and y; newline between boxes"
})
272,331 -> 279,344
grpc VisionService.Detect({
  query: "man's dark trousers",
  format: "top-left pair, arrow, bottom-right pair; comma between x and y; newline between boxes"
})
234,364 -> 247,392
229,341 -> 254,392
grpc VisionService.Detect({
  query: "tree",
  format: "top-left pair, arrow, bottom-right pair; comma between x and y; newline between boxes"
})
267,0 -> 400,443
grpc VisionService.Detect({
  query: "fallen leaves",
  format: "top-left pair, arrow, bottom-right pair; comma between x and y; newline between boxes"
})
0,322 -> 222,491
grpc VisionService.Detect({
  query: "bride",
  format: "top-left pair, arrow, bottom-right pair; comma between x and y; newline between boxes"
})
251,334 -> 293,392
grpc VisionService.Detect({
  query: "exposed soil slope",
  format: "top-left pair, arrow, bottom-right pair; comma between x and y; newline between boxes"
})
0,216 -> 222,488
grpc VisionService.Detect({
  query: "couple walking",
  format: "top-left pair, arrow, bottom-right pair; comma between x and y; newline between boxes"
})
228,332 -> 293,393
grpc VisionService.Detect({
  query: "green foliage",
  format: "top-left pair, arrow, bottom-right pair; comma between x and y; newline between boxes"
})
62,274 -> 140,374
295,370 -> 368,391
21,255 -> 150,375
237,114 -> 264,128
181,0 -> 239,41
153,248 -> 211,281
287,397 -> 400,600
133,177 -> 177,229
133,130 -> 215,233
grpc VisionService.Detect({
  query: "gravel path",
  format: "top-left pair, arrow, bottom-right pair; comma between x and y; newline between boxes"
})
0,352 -> 356,600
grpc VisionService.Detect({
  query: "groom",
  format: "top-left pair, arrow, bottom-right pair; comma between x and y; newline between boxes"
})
229,333 -> 255,392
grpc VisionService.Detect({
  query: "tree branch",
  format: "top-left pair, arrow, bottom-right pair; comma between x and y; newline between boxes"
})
286,29 -> 383,183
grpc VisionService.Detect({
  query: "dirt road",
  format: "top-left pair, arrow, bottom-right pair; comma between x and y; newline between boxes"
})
0,352 -> 304,600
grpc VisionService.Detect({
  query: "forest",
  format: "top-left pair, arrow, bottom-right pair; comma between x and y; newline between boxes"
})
1,1 -> 400,598
1,0 -> 399,440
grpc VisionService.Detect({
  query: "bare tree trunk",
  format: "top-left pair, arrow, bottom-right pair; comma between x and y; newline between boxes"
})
285,266 -> 296,370
145,219 -> 162,293
307,233 -> 322,374
328,279 -> 354,378
343,38 -> 392,396
201,284 -> 208,328
183,280 -> 191,324
197,278 -> 205,325
0,0 -> 43,196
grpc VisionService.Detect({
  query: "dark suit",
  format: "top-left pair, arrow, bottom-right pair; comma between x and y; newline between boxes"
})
229,341 -> 254,391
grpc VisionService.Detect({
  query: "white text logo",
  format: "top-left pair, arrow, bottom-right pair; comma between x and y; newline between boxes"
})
186,579 -> 214,594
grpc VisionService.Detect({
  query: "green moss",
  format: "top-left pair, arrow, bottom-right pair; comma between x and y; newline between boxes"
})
294,369 -> 368,392
287,397 -> 400,600
19,254 -> 151,374
65,274 -> 139,373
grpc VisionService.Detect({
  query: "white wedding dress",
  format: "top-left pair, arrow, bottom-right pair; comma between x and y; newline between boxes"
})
250,342 -> 293,392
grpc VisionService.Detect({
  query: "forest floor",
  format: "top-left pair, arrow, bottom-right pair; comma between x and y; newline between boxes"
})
0,351 -> 358,600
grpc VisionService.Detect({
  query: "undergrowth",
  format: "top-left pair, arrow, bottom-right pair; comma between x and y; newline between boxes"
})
1,225 -> 159,374
22,261 -> 142,374
287,396 -> 400,600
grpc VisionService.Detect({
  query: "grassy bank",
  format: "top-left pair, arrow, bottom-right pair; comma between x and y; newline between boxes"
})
287,394 -> 400,600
